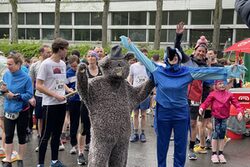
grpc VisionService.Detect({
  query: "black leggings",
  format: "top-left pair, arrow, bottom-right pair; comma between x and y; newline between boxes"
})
68,101 -> 81,147
80,102 -> 91,145
4,110 -> 29,144
38,104 -> 66,164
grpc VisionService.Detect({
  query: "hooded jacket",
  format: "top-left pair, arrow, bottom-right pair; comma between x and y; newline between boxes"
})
200,90 -> 244,119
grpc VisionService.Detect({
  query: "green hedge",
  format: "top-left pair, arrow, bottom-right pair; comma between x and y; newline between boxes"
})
0,40 -> 193,60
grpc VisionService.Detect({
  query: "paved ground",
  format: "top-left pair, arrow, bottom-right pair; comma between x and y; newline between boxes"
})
2,115 -> 250,167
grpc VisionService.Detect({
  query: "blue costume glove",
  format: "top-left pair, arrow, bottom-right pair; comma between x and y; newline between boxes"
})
225,64 -> 248,79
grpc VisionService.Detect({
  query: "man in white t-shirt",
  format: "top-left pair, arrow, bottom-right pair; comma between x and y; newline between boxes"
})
128,48 -> 150,143
36,38 -> 73,167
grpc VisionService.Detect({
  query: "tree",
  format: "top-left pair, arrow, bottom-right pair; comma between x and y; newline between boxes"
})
102,0 -> 110,47
212,0 -> 223,51
154,0 -> 163,50
9,0 -> 18,43
54,0 -> 61,39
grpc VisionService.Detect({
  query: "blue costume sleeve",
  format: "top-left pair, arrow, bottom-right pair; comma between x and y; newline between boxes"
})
189,65 -> 247,80
120,36 -> 157,73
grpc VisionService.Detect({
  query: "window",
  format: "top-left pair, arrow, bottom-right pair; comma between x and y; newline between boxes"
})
75,13 -> 90,25
0,13 -> 9,24
149,11 -> 168,25
129,29 -> 146,42
75,29 -> 90,41
221,10 -> 234,24
42,29 -> 54,40
236,29 -> 250,41
111,29 -> 128,41
18,28 -> 40,39
169,11 -> 188,25
42,13 -> 54,25
112,12 -> 128,25
60,29 -> 72,40
220,29 -> 233,44
18,13 -> 25,25
27,29 -> 39,39
91,29 -> 102,41
149,12 -> 156,25
130,12 -> 146,25
190,29 -> 213,46
26,13 -> 39,25
91,13 -> 102,25
191,10 -> 211,25
149,29 -> 167,42
18,28 -> 25,39
60,13 -> 72,25
0,28 -> 9,38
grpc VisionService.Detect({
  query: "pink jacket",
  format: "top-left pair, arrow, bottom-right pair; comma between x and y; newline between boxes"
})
200,90 -> 243,119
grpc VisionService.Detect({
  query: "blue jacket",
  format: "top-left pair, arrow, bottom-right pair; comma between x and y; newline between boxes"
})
66,68 -> 80,102
3,69 -> 33,113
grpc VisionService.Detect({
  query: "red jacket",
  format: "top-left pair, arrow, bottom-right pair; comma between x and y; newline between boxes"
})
200,90 -> 243,119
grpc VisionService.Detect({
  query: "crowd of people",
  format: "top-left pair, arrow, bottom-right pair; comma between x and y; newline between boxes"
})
0,20 -> 248,167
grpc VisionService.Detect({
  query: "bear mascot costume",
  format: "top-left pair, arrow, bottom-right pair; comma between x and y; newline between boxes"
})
77,45 -> 154,167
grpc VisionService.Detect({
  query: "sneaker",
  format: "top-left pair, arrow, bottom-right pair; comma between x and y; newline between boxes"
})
140,133 -> 146,142
50,160 -> 67,167
35,146 -> 39,152
58,144 -> 65,151
0,147 -> 6,158
130,133 -> 139,142
188,149 -> 197,160
17,160 -> 23,167
69,146 -> 77,154
84,144 -> 89,151
194,145 -> 207,154
77,153 -> 87,165
3,151 -> 19,163
211,154 -> 219,164
218,154 -> 227,164
37,164 -> 44,167
205,139 -> 211,149
2,161 -> 12,167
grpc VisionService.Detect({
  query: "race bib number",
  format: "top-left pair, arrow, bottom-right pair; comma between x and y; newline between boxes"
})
4,112 -> 19,120
55,79 -> 64,91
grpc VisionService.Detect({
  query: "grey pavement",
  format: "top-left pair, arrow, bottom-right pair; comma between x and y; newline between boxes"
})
3,115 -> 250,167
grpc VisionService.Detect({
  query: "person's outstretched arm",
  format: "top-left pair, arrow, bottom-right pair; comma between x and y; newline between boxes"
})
189,64 -> 247,81
120,36 -> 157,73
235,0 -> 250,28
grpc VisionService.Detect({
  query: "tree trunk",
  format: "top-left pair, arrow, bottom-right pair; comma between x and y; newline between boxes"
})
212,0 -> 223,51
102,0 -> 110,47
9,0 -> 18,43
54,0 -> 61,39
154,0 -> 163,50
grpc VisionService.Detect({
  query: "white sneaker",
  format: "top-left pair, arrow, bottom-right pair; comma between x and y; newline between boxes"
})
35,146 -> 39,152
58,144 -> 65,151
70,146 -> 77,154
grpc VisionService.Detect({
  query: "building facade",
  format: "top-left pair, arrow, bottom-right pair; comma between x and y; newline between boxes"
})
0,0 -> 249,47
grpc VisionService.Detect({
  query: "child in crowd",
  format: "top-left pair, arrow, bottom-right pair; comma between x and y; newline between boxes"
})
199,80 -> 244,164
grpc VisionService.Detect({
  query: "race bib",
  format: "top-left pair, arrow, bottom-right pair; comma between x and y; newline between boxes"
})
190,100 -> 201,107
4,112 -> 19,120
